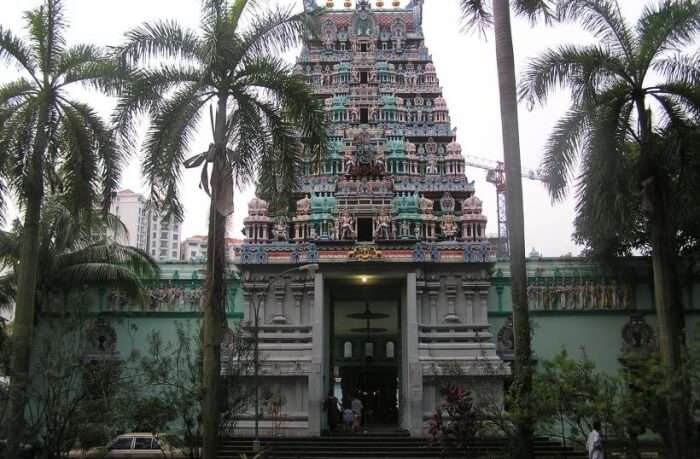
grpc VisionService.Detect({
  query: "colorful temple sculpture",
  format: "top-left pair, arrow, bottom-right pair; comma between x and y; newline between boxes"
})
235,0 -> 507,437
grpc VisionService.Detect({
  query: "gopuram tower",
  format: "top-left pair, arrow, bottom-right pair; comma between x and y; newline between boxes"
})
235,0 -> 508,437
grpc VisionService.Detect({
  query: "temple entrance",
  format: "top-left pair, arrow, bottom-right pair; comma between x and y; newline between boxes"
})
329,279 -> 402,429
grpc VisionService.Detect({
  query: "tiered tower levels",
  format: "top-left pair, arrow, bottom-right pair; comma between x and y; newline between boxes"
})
241,0 -> 490,262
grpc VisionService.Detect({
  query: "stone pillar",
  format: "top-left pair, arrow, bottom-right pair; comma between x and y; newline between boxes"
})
402,272 -> 423,436
463,287 -> 475,324
478,289 -> 489,325
308,272 -> 325,436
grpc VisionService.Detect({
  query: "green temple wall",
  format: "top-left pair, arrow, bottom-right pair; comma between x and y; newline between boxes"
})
488,257 -> 700,375
43,258 -> 700,379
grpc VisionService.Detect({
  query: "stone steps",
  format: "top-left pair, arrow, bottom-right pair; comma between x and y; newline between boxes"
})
219,436 -> 587,459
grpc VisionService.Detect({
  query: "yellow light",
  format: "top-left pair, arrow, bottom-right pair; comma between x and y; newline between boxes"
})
361,276 -> 368,284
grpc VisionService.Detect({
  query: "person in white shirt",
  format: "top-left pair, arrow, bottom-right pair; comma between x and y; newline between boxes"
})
586,421 -> 604,459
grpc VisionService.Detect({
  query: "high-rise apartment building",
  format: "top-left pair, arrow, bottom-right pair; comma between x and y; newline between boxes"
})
180,235 -> 242,262
110,189 -> 181,261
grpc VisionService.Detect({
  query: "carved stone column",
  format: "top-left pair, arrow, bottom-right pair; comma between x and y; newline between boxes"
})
462,286 -> 475,325
426,278 -> 440,324
272,283 -> 287,324
444,281 -> 459,323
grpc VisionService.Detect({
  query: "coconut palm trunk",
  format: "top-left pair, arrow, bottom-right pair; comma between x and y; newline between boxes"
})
202,94 -> 230,459
6,102 -> 48,459
638,103 -> 688,458
492,1 -> 534,457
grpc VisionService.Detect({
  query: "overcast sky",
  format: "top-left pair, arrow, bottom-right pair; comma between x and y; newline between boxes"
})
0,0 -> 648,256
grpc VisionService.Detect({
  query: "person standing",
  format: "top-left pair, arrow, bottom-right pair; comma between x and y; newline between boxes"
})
586,421 -> 605,459
351,395 -> 364,432
324,392 -> 341,432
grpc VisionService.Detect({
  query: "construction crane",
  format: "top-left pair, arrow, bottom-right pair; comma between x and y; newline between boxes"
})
462,154 -> 548,259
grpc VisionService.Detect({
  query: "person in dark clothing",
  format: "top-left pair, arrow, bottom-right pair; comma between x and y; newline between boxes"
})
324,391 -> 341,432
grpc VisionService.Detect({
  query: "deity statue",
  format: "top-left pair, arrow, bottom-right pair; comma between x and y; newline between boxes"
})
419,194 -> 433,214
339,210 -> 355,240
374,208 -> 392,240
272,220 -> 288,241
400,220 -> 410,238
426,154 -> 438,175
441,214 -> 457,239
344,150 -> 356,174
374,148 -> 386,171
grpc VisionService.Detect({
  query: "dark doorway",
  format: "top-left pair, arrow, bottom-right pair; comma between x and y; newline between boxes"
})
360,71 -> 368,84
360,108 -> 369,124
360,43 -> 368,52
340,366 -> 398,426
357,218 -> 373,241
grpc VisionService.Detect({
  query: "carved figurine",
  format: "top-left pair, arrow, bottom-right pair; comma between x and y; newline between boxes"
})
272,220 -> 288,241
441,214 -> 457,239
374,209 -> 392,240
339,210 -> 355,240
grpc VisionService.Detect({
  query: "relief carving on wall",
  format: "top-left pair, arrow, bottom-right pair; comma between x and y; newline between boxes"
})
348,245 -> 383,261
527,275 -> 634,311
621,314 -> 656,354
85,317 -> 117,357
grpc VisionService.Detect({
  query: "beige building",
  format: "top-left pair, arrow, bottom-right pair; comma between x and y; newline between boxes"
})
110,189 -> 182,262
180,235 -> 242,262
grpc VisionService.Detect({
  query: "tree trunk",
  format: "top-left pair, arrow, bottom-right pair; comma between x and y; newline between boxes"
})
648,176 -> 688,458
637,102 -> 688,459
6,104 -> 47,459
201,94 -> 229,459
492,1 -> 534,458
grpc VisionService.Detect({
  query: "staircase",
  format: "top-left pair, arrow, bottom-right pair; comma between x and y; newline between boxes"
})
218,435 -> 587,459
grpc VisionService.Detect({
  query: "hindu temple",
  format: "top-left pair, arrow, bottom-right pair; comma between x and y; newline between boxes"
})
235,0 -> 508,436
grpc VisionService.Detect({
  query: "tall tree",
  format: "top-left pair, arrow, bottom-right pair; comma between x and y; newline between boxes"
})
0,1 -> 124,456
518,1 -> 700,456
114,2 -> 324,457
458,1 -> 554,457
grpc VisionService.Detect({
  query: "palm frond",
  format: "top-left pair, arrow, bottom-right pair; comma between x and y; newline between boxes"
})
50,262 -> 148,303
57,44 -> 125,94
458,0 -> 493,36
513,0 -> 556,25
574,95 -> 635,254
236,5 -> 313,60
518,43 -> 628,106
238,56 -> 325,142
0,229 -> 20,269
0,79 -> 37,110
653,52 -> 700,86
112,65 -> 207,152
557,0 -> 635,63
0,26 -> 37,78
142,83 -> 210,220
654,81 -> 700,121
60,99 -> 124,214
541,107 -> 591,201
55,242 -> 159,280
25,0 -> 67,76
55,102 -> 100,212
116,20 -> 204,66
226,91 -> 266,187
0,274 -> 16,313
637,0 -> 700,73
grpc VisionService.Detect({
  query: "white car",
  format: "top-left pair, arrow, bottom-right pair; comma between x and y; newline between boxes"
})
70,433 -> 187,459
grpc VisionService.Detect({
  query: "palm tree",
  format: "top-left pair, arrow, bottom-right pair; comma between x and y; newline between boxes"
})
0,198 -> 159,317
458,1 -> 554,456
114,2 -> 324,457
518,1 -> 700,456
0,1 -> 124,455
